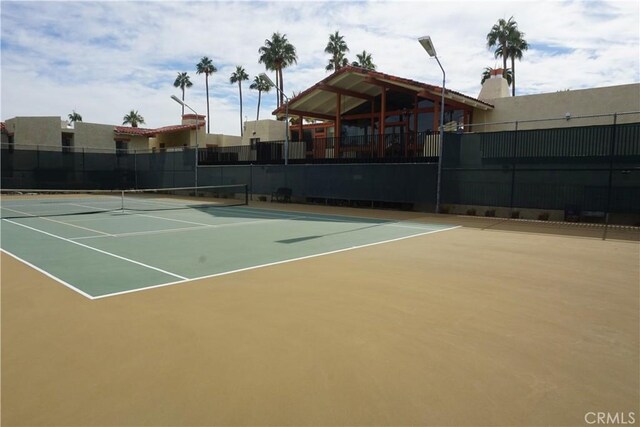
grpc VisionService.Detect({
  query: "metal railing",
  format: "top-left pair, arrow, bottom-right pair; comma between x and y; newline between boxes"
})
198,132 -> 441,165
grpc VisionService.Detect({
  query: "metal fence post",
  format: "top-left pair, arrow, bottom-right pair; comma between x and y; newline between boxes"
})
509,121 -> 518,214
604,113 -> 618,239
134,150 -> 138,189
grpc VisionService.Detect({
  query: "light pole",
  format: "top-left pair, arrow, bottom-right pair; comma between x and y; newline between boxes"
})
259,73 -> 289,165
171,95 -> 199,189
419,36 -> 445,214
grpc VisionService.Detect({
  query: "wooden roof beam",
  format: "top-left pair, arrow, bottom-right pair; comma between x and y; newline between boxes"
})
418,89 -> 493,110
317,84 -> 375,101
282,108 -> 336,122
363,77 -> 420,95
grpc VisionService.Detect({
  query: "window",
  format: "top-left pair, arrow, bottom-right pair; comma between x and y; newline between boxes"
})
250,137 -> 260,150
115,140 -> 128,156
62,133 -> 73,153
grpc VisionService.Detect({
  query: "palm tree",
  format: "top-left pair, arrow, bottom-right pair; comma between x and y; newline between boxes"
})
486,16 -> 518,83
504,29 -> 529,96
68,110 -> 82,124
325,31 -> 349,72
196,56 -> 217,133
173,72 -> 193,116
258,32 -> 297,108
351,50 -> 376,70
122,110 -> 145,128
229,66 -> 249,136
481,67 -> 513,86
249,75 -> 272,121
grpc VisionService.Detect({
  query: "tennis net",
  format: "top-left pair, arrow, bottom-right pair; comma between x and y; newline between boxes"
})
0,184 -> 249,219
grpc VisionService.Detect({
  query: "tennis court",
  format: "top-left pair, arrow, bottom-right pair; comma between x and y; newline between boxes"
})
0,186 -> 456,299
1,189 -> 638,426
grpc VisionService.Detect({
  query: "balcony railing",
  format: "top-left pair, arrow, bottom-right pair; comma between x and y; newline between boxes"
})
199,132 -> 441,165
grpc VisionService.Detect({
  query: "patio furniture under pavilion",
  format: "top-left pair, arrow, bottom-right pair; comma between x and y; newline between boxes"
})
271,66 -> 494,160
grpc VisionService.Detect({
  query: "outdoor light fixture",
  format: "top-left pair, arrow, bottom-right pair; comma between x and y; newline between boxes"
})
419,35 -> 446,214
418,36 -> 437,57
171,95 -> 199,188
259,72 -> 289,166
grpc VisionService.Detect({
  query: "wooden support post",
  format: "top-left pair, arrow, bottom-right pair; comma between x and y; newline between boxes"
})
298,115 -> 304,157
379,88 -> 386,157
413,94 -> 419,156
335,93 -> 341,159
369,101 -> 375,157
433,98 -> 439,134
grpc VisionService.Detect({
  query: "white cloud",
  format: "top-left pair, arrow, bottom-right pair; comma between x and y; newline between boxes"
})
1,0 -> 638,136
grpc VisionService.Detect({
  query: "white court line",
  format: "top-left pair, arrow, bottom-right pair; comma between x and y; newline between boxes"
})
1,248 -> 95,300
70,216 -> 308,240
91,225 -> 461,300
70,224 -> 217,240
387,222 -> 441,231
1,206 -> 115,237
69,202 -> 118,212
126,212 -> 218,227
3,219 -> 188,281
222,206 -> 423,227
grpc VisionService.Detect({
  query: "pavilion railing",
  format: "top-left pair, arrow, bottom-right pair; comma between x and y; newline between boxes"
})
198,132 -> 440,164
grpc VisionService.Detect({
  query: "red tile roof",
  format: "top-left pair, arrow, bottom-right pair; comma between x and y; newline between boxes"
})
114,123 -> 200,137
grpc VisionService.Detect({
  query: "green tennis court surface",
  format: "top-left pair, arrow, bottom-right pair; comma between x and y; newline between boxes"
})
1,199 -> 456,299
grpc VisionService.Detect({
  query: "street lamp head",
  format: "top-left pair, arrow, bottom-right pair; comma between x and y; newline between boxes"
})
419,36 -> 437,58
171,94 -> 186,107
259,73 -> 275,87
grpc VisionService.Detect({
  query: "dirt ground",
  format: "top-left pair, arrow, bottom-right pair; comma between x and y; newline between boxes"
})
2,205 -> 639,426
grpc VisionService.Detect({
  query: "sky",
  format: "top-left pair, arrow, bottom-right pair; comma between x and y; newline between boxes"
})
1,0 -> 639,136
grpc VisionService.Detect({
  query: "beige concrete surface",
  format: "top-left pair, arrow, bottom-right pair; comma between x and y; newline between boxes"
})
2,207 -> 639,426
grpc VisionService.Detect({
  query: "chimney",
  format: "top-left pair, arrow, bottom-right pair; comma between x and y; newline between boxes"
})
182,114 -> 205,128
478,68 -> 509,101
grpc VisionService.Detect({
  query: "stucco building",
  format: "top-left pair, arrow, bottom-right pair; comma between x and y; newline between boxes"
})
1,114 -> 241,153
2,66 -> 638,158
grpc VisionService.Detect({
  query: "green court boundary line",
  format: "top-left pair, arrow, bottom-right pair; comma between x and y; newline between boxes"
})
90,225 -> 460,300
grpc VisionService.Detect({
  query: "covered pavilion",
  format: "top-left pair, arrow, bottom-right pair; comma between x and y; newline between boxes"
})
271,66 -> 493,159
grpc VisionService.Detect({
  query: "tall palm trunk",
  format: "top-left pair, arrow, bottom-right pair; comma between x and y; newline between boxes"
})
278,67 -> 284,107
275,69 -> 280,108
180,87 -> 185,116
256,90 -> 262,121
502,56 -> 508,79
511,57 -> 516,97
238,81 -> 244,136
205,75 -> 210,133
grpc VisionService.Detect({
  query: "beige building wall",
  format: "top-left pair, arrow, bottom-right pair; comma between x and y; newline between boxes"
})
124,135 -> 151,151
152,130 -> 191,150
74,122 -> 118,151
5,117 -> 68,150
472,83 -> 640,132
206,133 -> 242,147
241,120 -> 287,145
